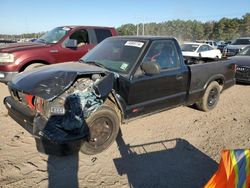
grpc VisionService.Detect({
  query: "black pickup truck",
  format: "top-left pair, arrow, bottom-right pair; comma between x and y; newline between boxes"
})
4,36 -> 236,156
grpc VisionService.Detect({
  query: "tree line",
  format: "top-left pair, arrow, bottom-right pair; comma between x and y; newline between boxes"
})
116,13 -> 250,42
0,32 -> 45,41
1,13 -> 249,42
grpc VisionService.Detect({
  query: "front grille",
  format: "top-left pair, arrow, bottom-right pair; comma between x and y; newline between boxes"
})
236,66 -> 250,73
9,88 -> 19,101
236,66 -> 250,80
9,88 -> 28,105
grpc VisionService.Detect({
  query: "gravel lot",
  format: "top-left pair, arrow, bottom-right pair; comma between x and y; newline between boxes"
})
0,83 -> 249,188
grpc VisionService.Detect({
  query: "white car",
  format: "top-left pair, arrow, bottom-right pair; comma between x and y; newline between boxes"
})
181,42 -> 222,59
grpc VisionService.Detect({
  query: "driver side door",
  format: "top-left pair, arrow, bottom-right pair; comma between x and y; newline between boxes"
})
52,29 -> 95,63
126,40 -> 189,118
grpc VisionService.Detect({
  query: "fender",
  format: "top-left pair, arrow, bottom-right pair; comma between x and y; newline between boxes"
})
187,73 -> 225,105
203,74 -> 225,91
110,90 -> 127,122
16,56 -> 54,71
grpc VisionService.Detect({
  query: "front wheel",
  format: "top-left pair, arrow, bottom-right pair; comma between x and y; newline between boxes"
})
24,63 -> 45,71
196,81 -> 221,112
80,105 -> 120,155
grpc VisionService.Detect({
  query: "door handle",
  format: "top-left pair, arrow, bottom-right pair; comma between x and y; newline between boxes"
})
176,74 -> 183,80
50,49 -> 58,53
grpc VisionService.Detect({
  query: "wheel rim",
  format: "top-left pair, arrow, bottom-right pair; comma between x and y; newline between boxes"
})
88,117 -> 113,147
207,88 -> 218,107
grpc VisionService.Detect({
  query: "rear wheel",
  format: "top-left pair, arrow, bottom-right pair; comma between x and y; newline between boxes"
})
80,105 -> 120,155
196,81 -> 220,112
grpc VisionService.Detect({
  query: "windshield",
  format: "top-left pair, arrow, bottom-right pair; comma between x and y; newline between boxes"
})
231,39 -> 250,45
81,38 -> 146,74
238,46 -> 250,56
181,44 -> 199,52
36,27 -> 71,44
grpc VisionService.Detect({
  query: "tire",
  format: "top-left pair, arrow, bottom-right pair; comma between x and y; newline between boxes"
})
80,105 -> 120,155
24,63 -> 45,71
196,81 -> 220,112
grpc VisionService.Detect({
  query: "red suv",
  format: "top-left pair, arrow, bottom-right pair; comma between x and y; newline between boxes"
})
0,26 -> 117,83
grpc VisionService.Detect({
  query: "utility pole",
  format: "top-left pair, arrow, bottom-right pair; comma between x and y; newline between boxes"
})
136,23 -> 145,36
137,24 -> 139,36
142,23 -> 144,36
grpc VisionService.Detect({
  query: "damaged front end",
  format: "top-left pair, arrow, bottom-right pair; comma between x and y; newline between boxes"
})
5,71 -> 115,156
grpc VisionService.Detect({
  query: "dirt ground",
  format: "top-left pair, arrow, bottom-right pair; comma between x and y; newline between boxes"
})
0,82 -> 249,188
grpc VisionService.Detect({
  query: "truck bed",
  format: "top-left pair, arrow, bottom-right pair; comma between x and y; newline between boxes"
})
186,58 -> 235,105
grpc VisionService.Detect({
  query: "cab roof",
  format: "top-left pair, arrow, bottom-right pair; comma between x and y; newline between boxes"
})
109,35 -> 177,41
59,25 -> 115,29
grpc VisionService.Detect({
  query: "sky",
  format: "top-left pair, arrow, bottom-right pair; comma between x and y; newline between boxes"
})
0,0 -> 250,34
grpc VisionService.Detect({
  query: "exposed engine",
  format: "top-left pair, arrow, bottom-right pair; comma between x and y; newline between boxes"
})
38,74 -> 104,130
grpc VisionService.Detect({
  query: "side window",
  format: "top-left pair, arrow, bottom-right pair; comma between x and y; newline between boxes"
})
69,29 -> 89,47
198,45 -> 203,52
208,45 -> 214,50
198,45 -> 207,52
142,40 -> 181,70
95,29 -> 112,43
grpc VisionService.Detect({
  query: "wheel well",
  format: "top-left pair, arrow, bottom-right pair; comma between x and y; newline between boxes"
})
19,60 -> 49,72
214,78 -> 224,91
205,78 -> 224,94
106,94 -> 123,123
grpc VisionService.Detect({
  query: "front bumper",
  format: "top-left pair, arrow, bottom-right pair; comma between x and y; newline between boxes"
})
0,71 -> 18,83
4,96 -> 88,155
236,73 -> 250,83
4,96 -> 36,133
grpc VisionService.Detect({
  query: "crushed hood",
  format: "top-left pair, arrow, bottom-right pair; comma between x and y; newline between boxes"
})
9,62 -> 111,101
0,42 -> 48,53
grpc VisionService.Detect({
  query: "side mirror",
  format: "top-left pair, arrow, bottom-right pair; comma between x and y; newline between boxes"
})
141,61 -> 160,75
65,39 -> 77,48
198,52 -> 202,58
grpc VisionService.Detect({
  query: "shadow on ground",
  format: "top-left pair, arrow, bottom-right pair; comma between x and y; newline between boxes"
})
236,82 -> 250,86
45,133 -> 218,188
114,133 -> 218,188
47,154 -> 79,188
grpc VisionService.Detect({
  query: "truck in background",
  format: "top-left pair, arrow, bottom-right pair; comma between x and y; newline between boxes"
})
223,37 -> 250,56
0,26 -> 117,83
